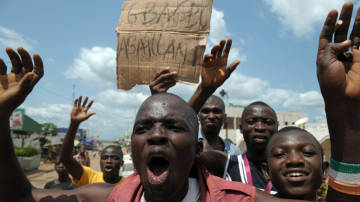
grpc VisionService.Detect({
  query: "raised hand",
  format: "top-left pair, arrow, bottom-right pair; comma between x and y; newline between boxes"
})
149,67 -> 177,95
0,47 -> 43,118
317,2 -> 360,100
71,96 -> 95,124
201,38 -> 240,90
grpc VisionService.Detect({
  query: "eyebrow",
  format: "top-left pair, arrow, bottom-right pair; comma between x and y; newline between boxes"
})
270,142 -> 319,151
135,117 -> 188,126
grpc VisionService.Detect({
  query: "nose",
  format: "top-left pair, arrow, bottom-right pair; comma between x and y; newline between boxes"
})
208,112 -> 216,119
147,123 -> 168,146
254,121 -> 266,132
285,150 -> 305,168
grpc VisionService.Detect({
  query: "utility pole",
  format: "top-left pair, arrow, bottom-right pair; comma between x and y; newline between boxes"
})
72,84 -> 76,102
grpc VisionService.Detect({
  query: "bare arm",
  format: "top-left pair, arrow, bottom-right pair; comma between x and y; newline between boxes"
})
188,38 -> 240,113
316,2 -> 360,201
197,150 -> 228,178
32,183 -> 113,202
61,96 -> 95,180
255,190 -> 310,202
0,47 -> 42,201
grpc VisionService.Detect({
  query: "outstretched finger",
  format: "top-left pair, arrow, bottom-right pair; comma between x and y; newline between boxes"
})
74,99 -> 78,107
78,96 -> 82,108
33,53 -> 44,84
153,72 -> 177,85
82,96 -> 89,108
223,38 -> 232,58
6,48 -> 22,74
85,112 -> 96,120
0,59 -> 7,75
18,47 -> 33,73
334,2 -> 353,43
211,44 -> 220,58
217,40 -> 226,58
152,67 -> 171,82
319,10 -> 338,51
87,100 -> 94,110
350,7 -> 360,49
225,60 -> 240,79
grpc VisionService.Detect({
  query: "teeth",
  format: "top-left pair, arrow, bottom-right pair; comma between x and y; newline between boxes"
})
286,172 -> 305,177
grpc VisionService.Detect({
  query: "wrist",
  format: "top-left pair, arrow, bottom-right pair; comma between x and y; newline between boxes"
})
198,84 -> 216,96
69,121 -> 80,128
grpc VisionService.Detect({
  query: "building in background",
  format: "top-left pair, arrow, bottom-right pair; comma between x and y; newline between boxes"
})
11,108 -> 42,149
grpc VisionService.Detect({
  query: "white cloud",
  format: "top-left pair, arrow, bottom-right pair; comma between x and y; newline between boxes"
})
207,8 -> 247,62
98,89 -> 148,108
218,71 -> 324,113
64,46 -> 116,87
0,26 -> 35,50
24,104 -> 72,126
264,0 -> 347,37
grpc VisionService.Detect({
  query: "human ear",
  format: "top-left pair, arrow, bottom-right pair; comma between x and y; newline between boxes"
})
322,161 -> 329,180
261,162 -> 271,180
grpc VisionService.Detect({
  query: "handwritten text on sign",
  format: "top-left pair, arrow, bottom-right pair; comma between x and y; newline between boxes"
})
116,0 -> 213,90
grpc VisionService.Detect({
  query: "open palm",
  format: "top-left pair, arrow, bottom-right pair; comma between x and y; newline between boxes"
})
0,47 -> 43,118
71,96 -> 95,123
317,3 -> 360,100
201,39 -> 240,89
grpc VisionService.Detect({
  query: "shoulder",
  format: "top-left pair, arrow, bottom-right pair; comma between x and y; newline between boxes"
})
107,173 -> 142,201
207,174 -> 256,200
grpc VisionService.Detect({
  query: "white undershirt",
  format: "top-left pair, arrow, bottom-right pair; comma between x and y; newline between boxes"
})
140,178 -> 200,202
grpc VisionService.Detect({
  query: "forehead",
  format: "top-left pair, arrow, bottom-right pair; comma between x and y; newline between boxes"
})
136,99 -> 188,122
243,105 -> 275,119
202,97 -> 224,109
270,131 -> 318,149
101,148 -> 121,156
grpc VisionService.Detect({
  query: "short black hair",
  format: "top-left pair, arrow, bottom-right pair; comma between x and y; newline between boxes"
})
241,101 -> 277,122
265,126 -> 324,162
202,95 -> 225,111
101,145 -> 123,158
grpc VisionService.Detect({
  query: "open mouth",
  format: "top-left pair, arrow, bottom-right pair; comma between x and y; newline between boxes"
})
147,156 -> 170,185
284,171 -> 309,183
104,165 -> 113,172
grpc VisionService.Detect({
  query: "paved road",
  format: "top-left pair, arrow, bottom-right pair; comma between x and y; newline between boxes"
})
26,154 -> 102,189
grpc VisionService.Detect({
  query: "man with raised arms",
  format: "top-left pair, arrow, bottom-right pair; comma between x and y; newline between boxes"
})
60,96 -> 125,186
0,44 -> 305,202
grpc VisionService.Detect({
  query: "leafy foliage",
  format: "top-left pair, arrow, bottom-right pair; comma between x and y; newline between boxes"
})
15,146 -> 39,157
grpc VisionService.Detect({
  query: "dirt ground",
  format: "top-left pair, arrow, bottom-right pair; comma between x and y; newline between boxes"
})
26,154 -> 101,189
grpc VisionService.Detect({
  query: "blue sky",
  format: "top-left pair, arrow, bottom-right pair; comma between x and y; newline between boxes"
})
0,0 -> 355,140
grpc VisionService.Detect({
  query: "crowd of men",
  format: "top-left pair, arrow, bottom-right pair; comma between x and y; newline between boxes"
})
0,2 -> 360,202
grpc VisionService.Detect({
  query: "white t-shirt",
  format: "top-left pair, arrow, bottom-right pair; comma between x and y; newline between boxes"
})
140,178 -> 200,202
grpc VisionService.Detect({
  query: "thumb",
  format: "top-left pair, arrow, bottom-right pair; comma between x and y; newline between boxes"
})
225,60 -> 240,79
331,40 -> 352,55
86,112 -> 96,119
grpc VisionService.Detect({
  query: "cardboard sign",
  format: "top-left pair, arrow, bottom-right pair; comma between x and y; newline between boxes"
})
116,0 -> 213,90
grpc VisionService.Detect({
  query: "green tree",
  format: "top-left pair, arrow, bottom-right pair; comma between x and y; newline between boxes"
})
38,122 -> 58,148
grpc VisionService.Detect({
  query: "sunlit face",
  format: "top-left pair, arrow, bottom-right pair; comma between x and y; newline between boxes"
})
241,105 -> 277,152
199,97 -> 225,136
100,147 -> 123,177
265,131 -> 324,200
54,158 -> 67,175
131,97 -> 197,201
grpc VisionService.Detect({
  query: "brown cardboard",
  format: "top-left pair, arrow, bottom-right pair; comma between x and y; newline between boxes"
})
116,0 -> 213,90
